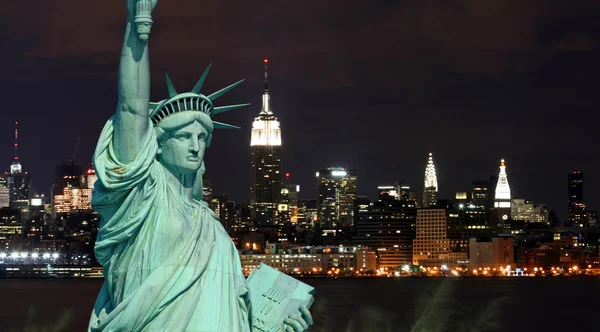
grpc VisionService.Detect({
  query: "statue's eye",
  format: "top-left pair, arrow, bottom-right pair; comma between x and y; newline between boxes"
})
174,133 -> 190,140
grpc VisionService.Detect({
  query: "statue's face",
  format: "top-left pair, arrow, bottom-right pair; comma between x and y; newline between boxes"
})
159,121 -> 208,175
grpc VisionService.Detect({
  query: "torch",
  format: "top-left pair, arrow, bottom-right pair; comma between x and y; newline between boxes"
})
134,0 -> 153,41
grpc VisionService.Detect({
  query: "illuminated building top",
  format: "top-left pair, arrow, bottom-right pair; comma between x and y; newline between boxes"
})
250,58 -> 281,147
495,159 -> 511,200
424,153 -> 437,190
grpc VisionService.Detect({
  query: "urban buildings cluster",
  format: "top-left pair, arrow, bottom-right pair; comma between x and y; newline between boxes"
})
1,61 -> 599,278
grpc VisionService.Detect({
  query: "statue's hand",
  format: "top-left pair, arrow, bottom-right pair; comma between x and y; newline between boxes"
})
126,0 -> 158,41
283,306 -> 313,332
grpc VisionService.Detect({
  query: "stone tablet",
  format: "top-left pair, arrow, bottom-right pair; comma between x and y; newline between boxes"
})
247,263 -> 316,332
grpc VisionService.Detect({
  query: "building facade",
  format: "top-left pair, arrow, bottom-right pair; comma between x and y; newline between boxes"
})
412,208 -> 470,266
316,168 -> 358,228
469,237 -> 515,269
354,198 -> 417,269
511,199 -> 549,224
472,177 -> 496,210
567,171 -> 586,227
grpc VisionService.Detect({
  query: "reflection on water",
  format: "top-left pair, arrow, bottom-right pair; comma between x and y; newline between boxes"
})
7,306 -> 74,332
310,278 -> 508,332
1,277 -> 597,331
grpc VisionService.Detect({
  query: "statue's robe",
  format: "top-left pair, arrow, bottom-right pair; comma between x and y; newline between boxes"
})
88,117 -> 251,331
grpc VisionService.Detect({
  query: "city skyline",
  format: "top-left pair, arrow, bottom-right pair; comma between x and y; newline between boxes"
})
1,1 -> 600,221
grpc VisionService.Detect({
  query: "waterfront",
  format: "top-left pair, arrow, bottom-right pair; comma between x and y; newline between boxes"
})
1,277 -> 598,331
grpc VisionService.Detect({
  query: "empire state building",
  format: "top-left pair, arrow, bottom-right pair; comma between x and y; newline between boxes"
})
250,59 -> 282,224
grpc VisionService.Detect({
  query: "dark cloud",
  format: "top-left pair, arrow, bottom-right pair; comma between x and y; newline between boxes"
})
1,0 -> 599,220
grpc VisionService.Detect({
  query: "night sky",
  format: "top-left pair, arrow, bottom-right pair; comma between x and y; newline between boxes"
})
1,0 -> 599,222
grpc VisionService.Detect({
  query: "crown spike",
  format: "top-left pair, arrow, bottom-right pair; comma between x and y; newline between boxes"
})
213,121 -> 241,129
208,79 -> 245,102
192,63 -> 212,94
165,73 -> 177,98
213,103 -> 251,115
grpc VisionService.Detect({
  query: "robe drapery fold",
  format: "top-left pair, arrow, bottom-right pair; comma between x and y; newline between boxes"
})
88,117 -> 251,331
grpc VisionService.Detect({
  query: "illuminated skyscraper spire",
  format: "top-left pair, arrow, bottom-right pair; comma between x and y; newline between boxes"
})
423,152 -> 438,207
494,158 -> 511,208
494,159 -> 511,222
250,58 -> 282,224
424,153 -> 438,189
10,121 -> 22,174
251,58 -> 281,146
261,58 -> 272,115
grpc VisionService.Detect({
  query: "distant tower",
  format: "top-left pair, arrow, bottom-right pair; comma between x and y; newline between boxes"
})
250,58 -> 282,225
423,153 -> 438,208
10,121 -> 22,174
494,159 -> 511,220
6,121 -> 31,206
567,171 -> 586,227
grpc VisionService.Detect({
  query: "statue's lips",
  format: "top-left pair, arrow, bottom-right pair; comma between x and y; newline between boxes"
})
186,157 -> 199,162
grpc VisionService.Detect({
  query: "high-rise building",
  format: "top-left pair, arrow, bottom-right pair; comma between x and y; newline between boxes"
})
377,185 -> 399,201
52,165 -> 96,216
280,184 -> 300,224
412,208 -> 470,266
511,199 -> 549,224
316,168 -> 358,228
423,153 -> 438,208
52,162 -> 83,216
493,159 -> 511,221
378,183 -> 412,202
202,175 -> 212,202
297,199 -> 317,228
250,59 -> 282,225
0,177 -> 8,208
399,185 -> 411,201
472,176 -> 496,210
568,171 -> 586,227
354,198 -> 417,269
6,122 -> 31,207
210,195 -> 229,229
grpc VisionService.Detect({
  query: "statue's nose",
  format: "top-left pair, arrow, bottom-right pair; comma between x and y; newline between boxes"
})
190,139 -> 200,153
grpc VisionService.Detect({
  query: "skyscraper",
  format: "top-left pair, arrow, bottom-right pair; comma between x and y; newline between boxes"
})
472,176 -> 496,210
354,198 -> 417,269
6,122 -> 30,205
568,171 -> 586,227
0,177 -> 8,208
250,59 -> 282,225
423,153 -> 438,208
494,159 -> 511,220
316,168 -> 358,228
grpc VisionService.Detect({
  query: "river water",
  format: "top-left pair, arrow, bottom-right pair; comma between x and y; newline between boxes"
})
0,277 -> 597,331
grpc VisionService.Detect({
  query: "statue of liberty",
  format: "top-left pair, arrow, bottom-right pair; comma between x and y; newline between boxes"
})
88,1 -> 313,331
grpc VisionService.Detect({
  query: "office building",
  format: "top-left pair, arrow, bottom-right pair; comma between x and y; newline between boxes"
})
316,168 -> 358,228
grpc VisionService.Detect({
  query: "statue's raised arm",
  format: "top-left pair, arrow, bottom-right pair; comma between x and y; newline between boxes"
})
115,0 -> 157,163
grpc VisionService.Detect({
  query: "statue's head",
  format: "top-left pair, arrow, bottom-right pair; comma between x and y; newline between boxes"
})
149,64 -> 250,177
156,111 -> 213,175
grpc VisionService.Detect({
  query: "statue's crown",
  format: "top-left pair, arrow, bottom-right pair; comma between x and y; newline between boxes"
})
149,63 -> 249,129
